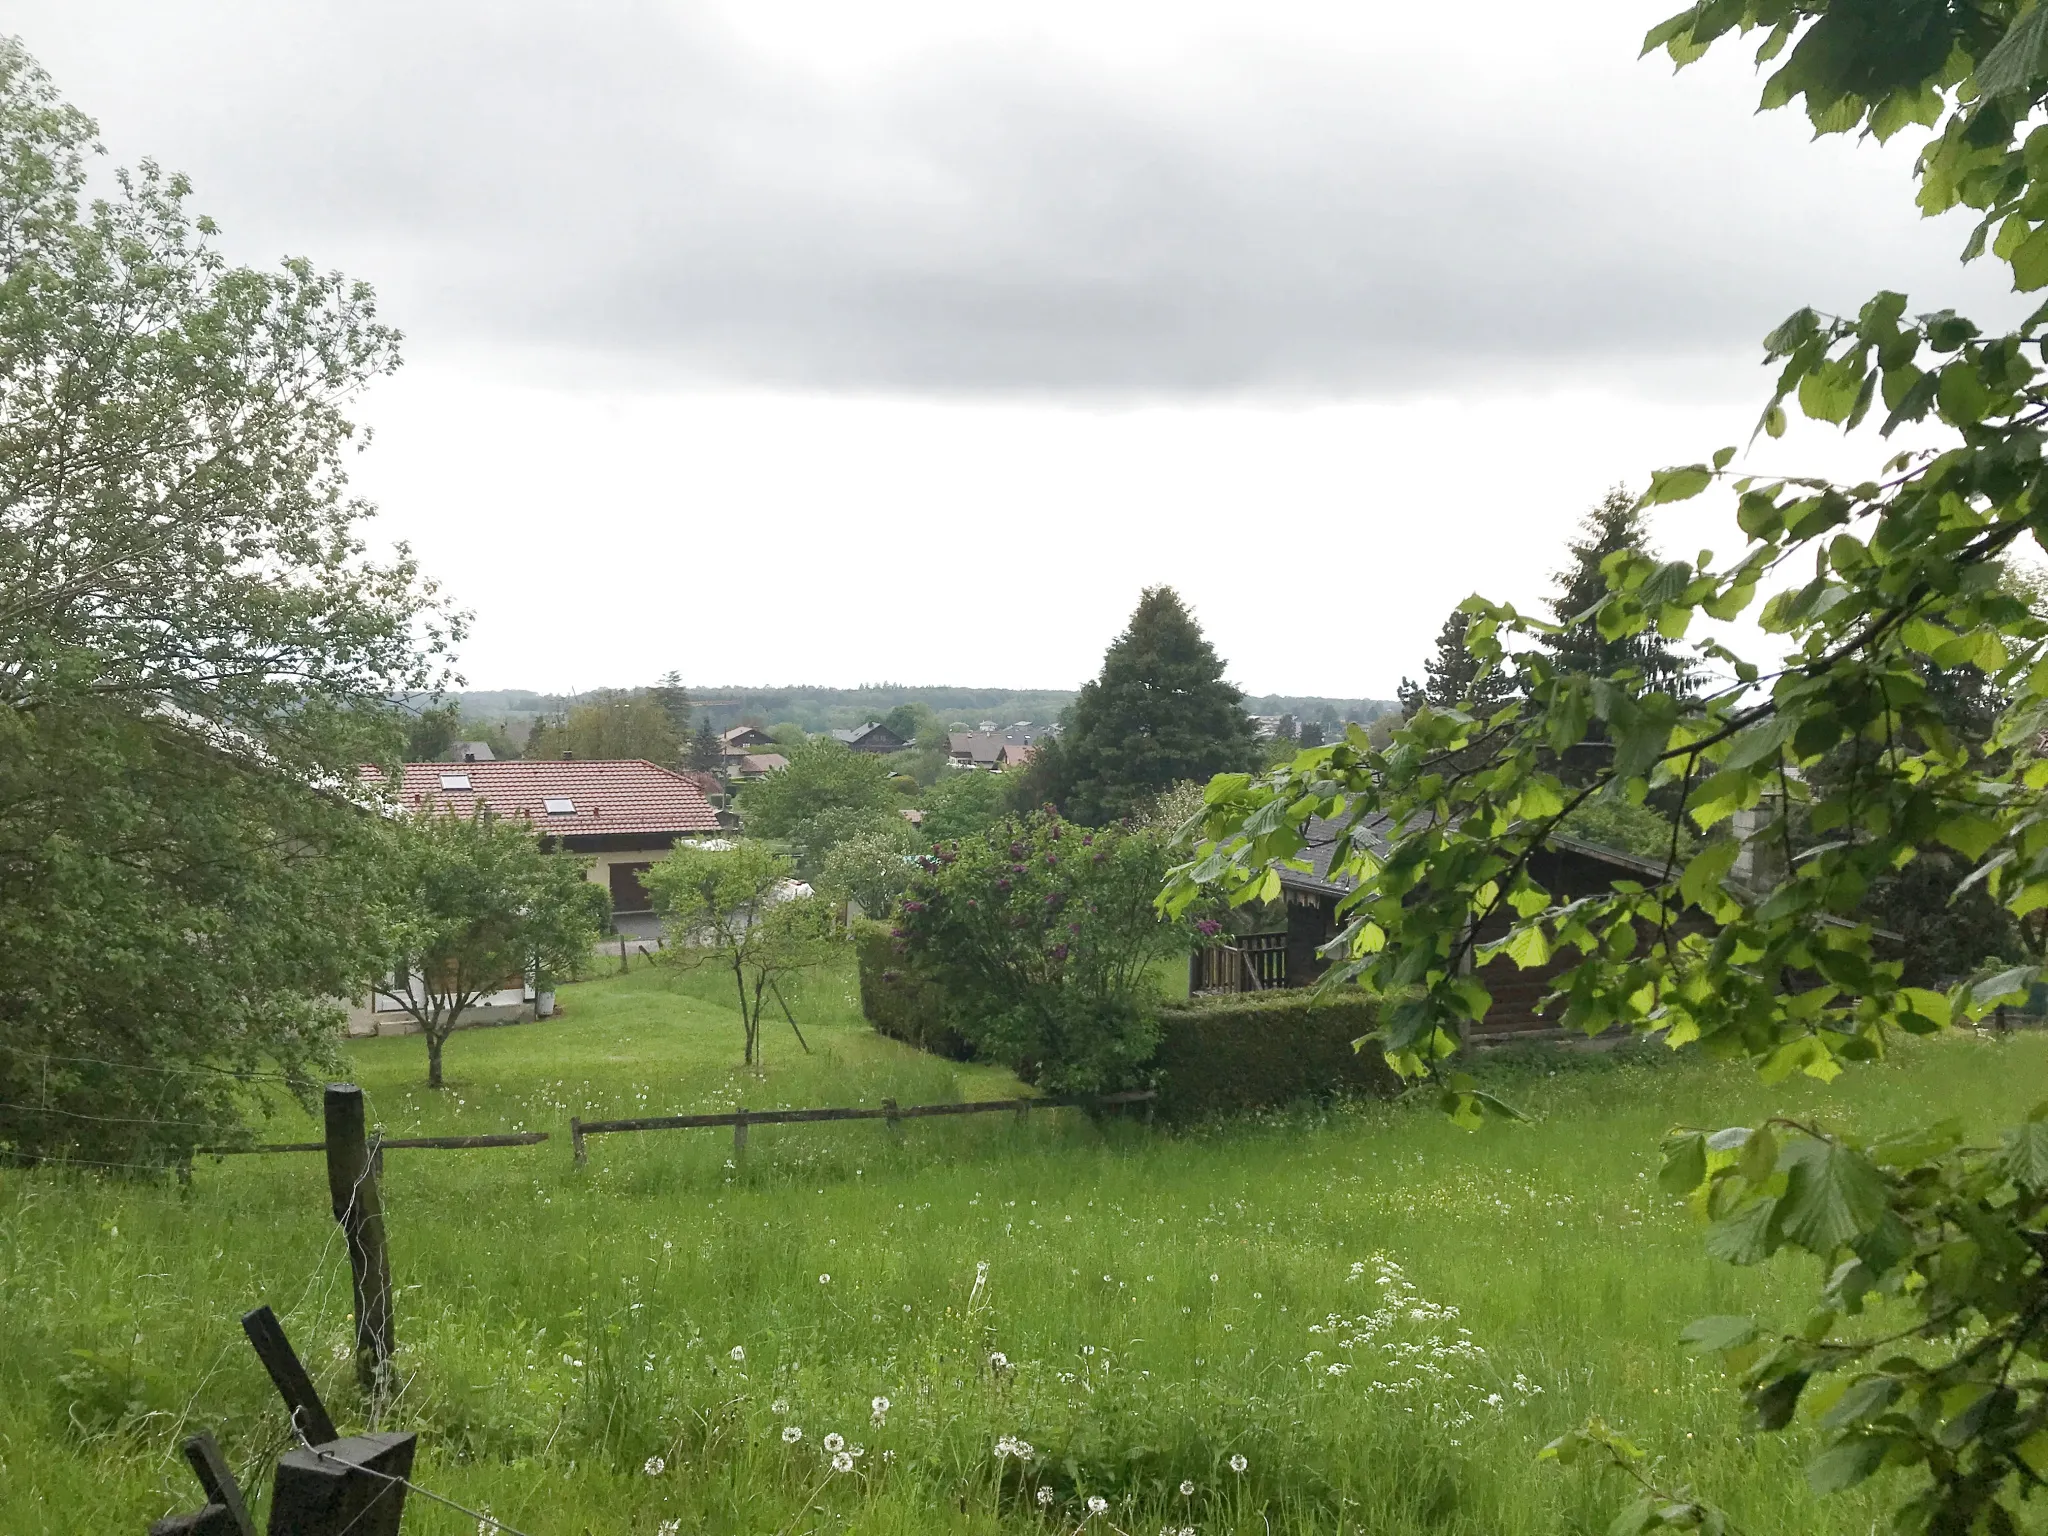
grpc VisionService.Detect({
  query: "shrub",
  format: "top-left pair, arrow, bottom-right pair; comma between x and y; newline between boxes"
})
1149,991 -> 1396,1123
892,810 -> 1190,1093
853,918 -> 972,1060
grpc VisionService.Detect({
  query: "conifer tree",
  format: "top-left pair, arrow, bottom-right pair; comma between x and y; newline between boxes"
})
1397,608 -> 1517,716
1034,587 -> 1259,825
1540,488 -> 1696,693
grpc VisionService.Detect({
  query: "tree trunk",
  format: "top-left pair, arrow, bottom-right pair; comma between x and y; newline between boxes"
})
427,1028 -> 445,1088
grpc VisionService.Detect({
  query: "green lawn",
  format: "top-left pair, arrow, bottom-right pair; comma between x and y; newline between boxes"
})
3,957 -> 2042,1535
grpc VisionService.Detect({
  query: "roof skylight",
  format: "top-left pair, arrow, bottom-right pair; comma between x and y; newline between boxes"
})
439,773 -> 471,790
543,797 -> 576,815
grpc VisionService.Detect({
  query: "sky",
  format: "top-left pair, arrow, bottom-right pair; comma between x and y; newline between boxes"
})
13,0 -> 2024,697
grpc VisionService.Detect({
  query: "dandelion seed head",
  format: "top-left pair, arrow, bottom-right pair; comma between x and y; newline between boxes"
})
772,1397 -> 790,1414
1037,1487 -> 1055,1506
782,1426 -> 803,1444
1087,1496 -> 1108,1515
824,1433 -> 845,1452
1179,1480 -> 1196,1496
1229,1454 -> 1248,1474
729,1345 -> 745,1362
832,1451 -> 855,1473
819,1273 -> 830,1284
642,1456 -> 665,1476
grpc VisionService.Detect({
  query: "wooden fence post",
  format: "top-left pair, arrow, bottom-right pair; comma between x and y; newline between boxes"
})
882,1097 -> 903,1141
324,1084 -> 395,1396
733,1106 -> 748,1160
570,1115 -> 587,1167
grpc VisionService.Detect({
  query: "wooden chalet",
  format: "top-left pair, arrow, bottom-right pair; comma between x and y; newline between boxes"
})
1192,814 -> 1686,1039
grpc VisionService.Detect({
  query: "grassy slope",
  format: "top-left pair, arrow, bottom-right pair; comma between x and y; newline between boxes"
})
3,959 -> 2042,1536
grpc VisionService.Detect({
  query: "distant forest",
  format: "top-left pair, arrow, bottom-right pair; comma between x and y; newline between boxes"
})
445,685 -> 1395,743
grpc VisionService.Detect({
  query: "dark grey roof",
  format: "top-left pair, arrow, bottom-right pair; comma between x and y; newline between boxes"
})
1276,814 -> 1677,899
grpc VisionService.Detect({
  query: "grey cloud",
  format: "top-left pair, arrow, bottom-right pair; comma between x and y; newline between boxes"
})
14,0 -> 2021,394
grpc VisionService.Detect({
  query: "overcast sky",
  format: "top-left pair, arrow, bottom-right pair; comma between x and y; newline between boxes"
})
14,0 -> 2021,696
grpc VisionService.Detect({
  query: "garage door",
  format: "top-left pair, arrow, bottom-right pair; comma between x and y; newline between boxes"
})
608,862 -> 655,914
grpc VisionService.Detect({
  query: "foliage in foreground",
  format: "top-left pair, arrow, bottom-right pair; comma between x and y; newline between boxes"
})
1165,4 -> 2048,1528
0,42 -> 453,1166
895,811 -> 1190,1092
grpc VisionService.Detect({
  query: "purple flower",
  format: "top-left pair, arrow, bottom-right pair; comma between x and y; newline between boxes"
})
1068,923 -> 1081,935
995,878 -> 1011,892
1081,835 -> 1094,846
966,898 -> 979,908
1195,919 -> 1222,937
890,927 -> 907,939
1009,842 -> 1027,860
901,900 -> 927,913
1044,853 -> 1058,868
1044,892 -> 1065,909
1050,943 -> 1069,961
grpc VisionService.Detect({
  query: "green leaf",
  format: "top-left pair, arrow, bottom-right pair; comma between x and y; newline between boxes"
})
1660,1130 -> 1708,1195
1933,813 -> 2001,861
1937,363 -> 1993,426
2000,1119 -> 2048,1189
1705,1196 -> 1779,1265
1777,1140 -> 1890,1256
1819,1375 -> 1902,1431
1975,3 -> 2048,99
1806,1434 -> 1892,1495
1679,1315 -> 1758,1353
1644,465 -> 1713,505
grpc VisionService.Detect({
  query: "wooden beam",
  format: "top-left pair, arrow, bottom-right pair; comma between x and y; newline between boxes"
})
240,1305 -> 339,1445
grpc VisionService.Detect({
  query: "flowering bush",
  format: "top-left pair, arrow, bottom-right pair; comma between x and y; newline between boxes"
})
891,809 -> 1191,1092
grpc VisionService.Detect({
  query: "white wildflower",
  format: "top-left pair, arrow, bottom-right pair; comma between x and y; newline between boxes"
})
989,1351 -> 1009,1369
824,1433 -> 845,1453
883,1449 -> 897,1463
1228,1454 -> 1247,1474
658,1523 -> 680,1536
1326,1363 -> 1349,1376
819,1273 -> 831,1284
1037,1487 -> 1055,1506
1087,1496 -> 1108,1515
1179,1480 -> 1196,1497
729,1345 -> 745,1363
772,1397 -> 790,1414
832,1450 -> 855,1473
643,1456 -> 665,1476
782,1426 -> 803,1444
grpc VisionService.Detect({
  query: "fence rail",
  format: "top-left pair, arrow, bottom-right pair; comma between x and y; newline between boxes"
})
208,1131 -> 549,1155
571,1090 -> 1155,1165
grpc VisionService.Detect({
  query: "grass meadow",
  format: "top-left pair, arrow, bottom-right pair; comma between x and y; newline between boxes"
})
3,954 -> 2043,1536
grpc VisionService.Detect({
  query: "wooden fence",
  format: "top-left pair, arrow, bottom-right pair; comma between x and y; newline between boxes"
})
570,1090 -> 1155,1165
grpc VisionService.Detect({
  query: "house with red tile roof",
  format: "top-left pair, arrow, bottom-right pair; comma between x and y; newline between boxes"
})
367,758 -> 722,917
347,759 -> 724,1036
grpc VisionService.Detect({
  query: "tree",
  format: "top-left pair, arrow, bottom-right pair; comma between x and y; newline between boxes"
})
404,700 -> 464,761
1540,489 -> 1696,695
0,42 -> 455,1167
687,716 -> 723,772
897,810 -> 1189,1092
374,808 -> 605,1089
651,671 -> 692,738
1397,607 -> 1517,717
817,821 -> 920,917
735,737 -> 899,876
527,689 -> 683,763
919,768 -> 1011,843
643,841 -> 831,1065
1166,7 -> 2048,1532
1034,587 -> 1260,825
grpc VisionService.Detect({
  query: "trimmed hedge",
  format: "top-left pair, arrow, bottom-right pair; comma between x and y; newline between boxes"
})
1148,991 -> 1395,1123
856,920 -> 1395,1118
852,918 -> 973,1061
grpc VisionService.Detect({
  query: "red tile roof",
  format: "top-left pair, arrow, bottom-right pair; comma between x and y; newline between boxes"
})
368,760 -> 722,838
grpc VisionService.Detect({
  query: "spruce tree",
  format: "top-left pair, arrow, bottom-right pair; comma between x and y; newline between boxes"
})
1540,487 -> 1696,693
1037,587 -> 1259,825
1398,608 -> 1517,716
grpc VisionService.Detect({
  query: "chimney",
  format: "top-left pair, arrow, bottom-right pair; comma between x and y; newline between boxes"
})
561,751 -> 573,760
